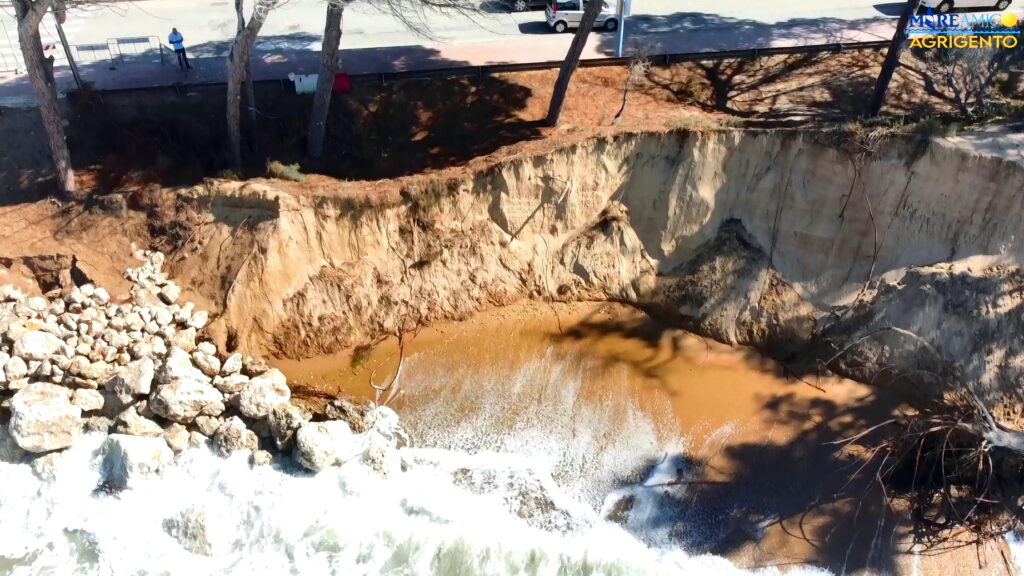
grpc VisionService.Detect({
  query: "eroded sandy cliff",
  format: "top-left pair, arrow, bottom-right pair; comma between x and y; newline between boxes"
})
164,129 -> 1024,405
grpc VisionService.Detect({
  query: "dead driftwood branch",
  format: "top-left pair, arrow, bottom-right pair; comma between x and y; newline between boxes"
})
369,330 -> 408,407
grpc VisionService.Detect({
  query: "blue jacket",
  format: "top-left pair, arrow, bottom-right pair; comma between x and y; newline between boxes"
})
169,33 -> 184,50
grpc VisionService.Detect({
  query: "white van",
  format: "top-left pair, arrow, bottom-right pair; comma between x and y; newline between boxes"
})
545,0 -> 619,33
920,0 -> 1012,13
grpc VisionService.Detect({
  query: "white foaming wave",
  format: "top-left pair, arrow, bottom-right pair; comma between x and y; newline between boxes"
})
0,345 -> 853,576
1007,532 -> 1024,575
0,433 -> 843,576
395,348 -> 676,508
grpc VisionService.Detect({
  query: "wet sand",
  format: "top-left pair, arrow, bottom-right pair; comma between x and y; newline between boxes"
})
274,301 -> 1015,576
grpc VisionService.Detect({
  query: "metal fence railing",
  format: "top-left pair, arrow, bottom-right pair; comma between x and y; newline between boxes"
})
73,43 -> 111,64
0,50 -> 17,73
107,36 -> 161,64
0,18 -> 20,73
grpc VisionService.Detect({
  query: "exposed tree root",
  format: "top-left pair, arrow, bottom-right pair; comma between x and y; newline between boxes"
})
817,321 -> 1024,547
839,386 -> 1024,549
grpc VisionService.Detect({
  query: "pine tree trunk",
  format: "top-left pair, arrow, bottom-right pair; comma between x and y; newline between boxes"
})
308,2 -> 344,159
233,0 -> 259,159
244,60 -> 256,129
15,0 -> 76,196
868,0 -> 922,117
546,0 -> 603,127
227,3 -> 272,170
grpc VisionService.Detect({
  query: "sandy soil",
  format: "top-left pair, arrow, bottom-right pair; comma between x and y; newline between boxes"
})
0,199 -> 149,297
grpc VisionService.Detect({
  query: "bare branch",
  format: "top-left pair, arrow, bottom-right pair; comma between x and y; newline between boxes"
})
369,331 -> 408,407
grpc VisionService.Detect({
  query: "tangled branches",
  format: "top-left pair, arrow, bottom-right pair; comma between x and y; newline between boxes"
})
835,386 -> 1024,549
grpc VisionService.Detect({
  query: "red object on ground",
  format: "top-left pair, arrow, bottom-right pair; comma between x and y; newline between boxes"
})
332,72 -> 351,94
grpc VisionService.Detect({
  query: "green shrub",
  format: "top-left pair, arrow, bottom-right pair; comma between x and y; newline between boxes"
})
673,115 -> 743,132
677,78 -> 712,105
266,160 -> 305,182
915,117 -> 959,139
216,169 -> 243,181
350,344 -> 374,370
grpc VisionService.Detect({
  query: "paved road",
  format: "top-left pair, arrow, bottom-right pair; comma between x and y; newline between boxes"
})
1,0 -> 901,70
0,0 -> 1020,104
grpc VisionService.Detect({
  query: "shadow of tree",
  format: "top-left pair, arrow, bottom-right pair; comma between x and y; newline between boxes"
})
59,42 -> 542,185
550,304 -> 782,391
562,304 -> 935,573
564,221 -> 1024,572
639,47 -> 889,121
0,107 -> 57,205
318,74 -> 542,179
663,384 -> 919,574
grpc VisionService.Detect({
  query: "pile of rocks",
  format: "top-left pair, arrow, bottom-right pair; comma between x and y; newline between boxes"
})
0,252 -> 404,485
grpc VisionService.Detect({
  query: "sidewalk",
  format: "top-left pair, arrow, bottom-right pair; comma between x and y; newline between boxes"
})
0,16 -> 898,107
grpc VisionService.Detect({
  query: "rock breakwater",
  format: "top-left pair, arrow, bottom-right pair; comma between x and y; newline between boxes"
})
0,252 -> 403,484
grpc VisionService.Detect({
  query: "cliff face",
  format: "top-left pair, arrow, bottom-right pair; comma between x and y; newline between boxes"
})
169,129 -> 1024,403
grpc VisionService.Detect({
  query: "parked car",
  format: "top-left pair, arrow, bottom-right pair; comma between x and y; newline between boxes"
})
504,0 -> 547,11
920,0 -> 1012,13
545,0 -> 619,32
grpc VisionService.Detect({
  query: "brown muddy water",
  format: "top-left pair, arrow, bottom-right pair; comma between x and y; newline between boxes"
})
274,302 -> 1016,576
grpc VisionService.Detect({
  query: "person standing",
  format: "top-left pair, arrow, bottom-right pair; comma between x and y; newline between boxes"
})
168,28 -> 192,71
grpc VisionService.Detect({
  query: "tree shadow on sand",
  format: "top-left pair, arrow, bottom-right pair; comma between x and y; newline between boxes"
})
551,295 -> 1022,574
62,43 -> 543,185
596,12 -> 903,122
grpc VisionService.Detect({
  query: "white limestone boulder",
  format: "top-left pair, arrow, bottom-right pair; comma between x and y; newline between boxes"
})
236,369 -> 290,420
163,423 -> 190,453
8,383 -> 82,453
212,373 -> 249,395
192,353 -> 221,377
71,389 -> 105,413
115,406 -> 164,438
100,434 -> 173,490
157,347 -> 208,387
149,380 -> 224,424
220,353 -> 243,376
4,355 -> 28,382
293,421 -> 364,472
13,330 -> 71,361
105,358 -> 155,405
212,416 -> 258,456
267,402 -> 312,451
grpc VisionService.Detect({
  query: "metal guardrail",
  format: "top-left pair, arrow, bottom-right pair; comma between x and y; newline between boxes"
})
0,18 -> 20,72
73,43 -> 112,64
0,51 -> 16,73
107,35 -> 160,63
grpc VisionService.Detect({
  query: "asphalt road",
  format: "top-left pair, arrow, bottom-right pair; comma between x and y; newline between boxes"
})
2,0 -> 908,69
2,0 -> 1022,103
